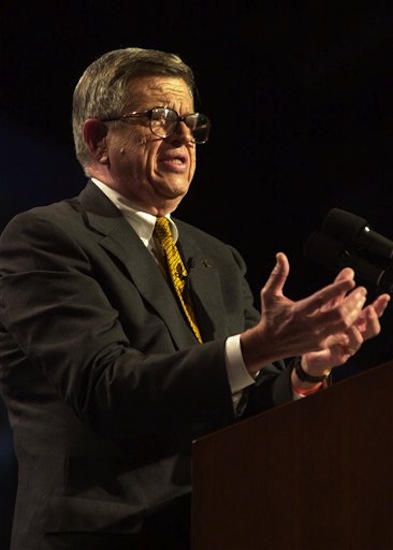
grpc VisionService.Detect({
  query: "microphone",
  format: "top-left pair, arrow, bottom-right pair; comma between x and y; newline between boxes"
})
304,231 -> 393,294
187,257 -> 195,271
322,208 -> 393,260
177,258 -> 195,281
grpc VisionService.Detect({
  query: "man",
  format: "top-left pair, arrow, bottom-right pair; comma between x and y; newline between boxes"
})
0,47 -> 389,550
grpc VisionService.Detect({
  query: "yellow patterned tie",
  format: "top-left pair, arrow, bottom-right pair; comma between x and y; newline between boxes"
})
154,216 -> 202,343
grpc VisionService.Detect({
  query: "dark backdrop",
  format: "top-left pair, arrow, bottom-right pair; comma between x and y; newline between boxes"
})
1,2 -> 393,548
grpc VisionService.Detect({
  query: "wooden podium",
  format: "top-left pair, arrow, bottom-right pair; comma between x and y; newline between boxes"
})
192,360 -> 393,550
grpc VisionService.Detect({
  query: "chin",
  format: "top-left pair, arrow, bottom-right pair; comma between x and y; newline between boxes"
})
160,179 -> 190,197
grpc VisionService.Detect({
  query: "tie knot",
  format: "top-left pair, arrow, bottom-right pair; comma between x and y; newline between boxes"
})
154,216 -> 172,242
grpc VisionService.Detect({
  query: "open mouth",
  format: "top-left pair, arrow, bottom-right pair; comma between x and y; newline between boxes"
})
159,152 -> 188,171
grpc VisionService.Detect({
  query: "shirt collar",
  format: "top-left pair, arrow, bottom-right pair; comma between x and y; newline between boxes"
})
91,178 -> 179,244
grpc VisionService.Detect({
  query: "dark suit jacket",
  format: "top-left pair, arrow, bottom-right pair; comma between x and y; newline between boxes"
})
0,181 -> 293,549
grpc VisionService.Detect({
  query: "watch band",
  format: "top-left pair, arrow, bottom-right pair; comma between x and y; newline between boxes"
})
294,359 -> 330,383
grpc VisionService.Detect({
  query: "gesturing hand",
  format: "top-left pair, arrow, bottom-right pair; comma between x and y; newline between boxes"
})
240,252 -> 390,375
302,267 -> 390,374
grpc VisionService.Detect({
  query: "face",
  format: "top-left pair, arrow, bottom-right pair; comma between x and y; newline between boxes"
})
96,76 -> 197,215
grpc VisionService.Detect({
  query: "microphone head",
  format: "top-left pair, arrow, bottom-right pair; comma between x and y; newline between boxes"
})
304,228 -> 391,292
322,208 -> 393,259
322,208 -> 368,245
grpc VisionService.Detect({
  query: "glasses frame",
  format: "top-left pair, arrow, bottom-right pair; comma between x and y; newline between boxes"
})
101,106 -> 211,144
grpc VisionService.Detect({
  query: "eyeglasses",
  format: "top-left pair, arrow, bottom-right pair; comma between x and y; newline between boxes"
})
101,106 -> 211,144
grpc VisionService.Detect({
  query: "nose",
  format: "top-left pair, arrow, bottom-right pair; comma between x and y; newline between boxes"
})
172,119 -> 193,143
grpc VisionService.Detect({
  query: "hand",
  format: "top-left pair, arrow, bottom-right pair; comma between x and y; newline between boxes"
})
301,275 -> 390,375
240,252 -> 381,375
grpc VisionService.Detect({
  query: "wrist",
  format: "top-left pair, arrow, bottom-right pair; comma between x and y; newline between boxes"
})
294,357 -> 331,383
240,328 -> 272,376
291,381 -> 323,396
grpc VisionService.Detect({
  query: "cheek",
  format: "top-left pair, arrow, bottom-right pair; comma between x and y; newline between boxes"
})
118,138 -> 142,163
116,128 -> 144,154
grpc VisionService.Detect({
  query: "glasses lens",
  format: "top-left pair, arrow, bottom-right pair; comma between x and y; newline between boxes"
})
186,114 -> 210,144
149,108 -> 210,144
150,107 -> 177,137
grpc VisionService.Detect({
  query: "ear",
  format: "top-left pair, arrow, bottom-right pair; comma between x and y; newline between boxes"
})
83,118 -> 109,164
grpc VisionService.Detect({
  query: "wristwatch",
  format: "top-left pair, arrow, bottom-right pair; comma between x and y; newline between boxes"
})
294,359 -> 330,383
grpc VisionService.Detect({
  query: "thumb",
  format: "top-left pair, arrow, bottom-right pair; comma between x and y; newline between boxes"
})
262,252 -> 289,300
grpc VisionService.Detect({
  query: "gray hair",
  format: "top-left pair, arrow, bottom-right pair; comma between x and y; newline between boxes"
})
72,47 -> 196,169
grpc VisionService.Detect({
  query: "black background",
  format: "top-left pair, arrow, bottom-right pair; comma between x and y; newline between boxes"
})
1,2 -> 393,547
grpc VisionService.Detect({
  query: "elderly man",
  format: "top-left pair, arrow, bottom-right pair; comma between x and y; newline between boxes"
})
0,47 -> 389,550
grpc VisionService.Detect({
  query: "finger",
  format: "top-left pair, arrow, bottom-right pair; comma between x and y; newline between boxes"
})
298,277 -> 357,317
334,267 -> 355,283
322,276 -> 354,310
329,325 -> 362,364
327,268 -> 355,308
303,287 -> 367,340
302,333 -> 350,371
355,306 -> 381,340
342,324 -> 363,355
307,327 -> 362,371
372,294 -> 391,317
261,252 -> 289,299
354,294 -> 390,338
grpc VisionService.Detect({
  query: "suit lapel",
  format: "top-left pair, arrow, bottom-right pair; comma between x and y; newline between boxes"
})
78,182 -> 197,348
176,222 -> 231,341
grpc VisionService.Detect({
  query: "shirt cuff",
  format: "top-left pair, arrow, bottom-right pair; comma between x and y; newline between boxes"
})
225,334 -> 257,394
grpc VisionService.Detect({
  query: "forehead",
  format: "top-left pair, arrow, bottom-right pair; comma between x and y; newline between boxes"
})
126,76 -> 194,110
